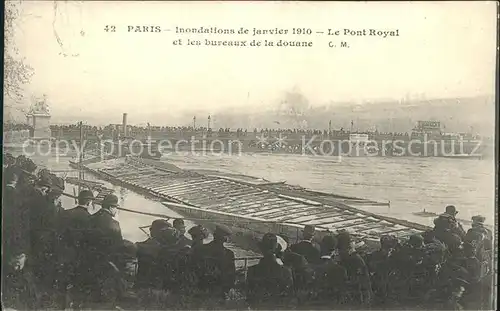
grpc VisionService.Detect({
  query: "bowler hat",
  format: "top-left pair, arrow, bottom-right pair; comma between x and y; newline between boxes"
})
101,194 -> 119,207
78,189 -> 95,200
445,205 -> 458,215
150,219 -> 171,232
472,215 -> 485,224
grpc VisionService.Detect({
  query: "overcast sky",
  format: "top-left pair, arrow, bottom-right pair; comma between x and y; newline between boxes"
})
8,1 -> 498,124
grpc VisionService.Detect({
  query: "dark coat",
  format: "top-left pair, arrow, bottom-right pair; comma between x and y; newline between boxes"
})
158,244 -> 192,291
312,258 -> 348,302
2,185 -> 30,259
282,250 -> 315,290
177,235 -> 192,248
20,189 -> 53,256
57,206 -> 92,263
246,256 -> 294,307
338,252 -> 372,305
191,241 -> 236,296
27,194 -> 60,276
290,240 -> 321,264
135,238 -> 164,289
88,209 -> 123,263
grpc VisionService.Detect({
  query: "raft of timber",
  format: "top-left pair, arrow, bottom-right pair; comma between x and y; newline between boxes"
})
76,156 -> 430,245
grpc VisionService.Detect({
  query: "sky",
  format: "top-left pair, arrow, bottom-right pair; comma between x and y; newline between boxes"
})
6,1 -> 498,125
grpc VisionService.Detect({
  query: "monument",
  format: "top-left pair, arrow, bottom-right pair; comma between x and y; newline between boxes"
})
26,95 -> 52,140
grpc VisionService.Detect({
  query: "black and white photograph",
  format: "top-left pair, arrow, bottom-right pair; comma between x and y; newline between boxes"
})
2,1 -> 497,310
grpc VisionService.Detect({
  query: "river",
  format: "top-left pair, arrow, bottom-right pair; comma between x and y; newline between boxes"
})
6,148 -> 495,240
165,153 -> 496,227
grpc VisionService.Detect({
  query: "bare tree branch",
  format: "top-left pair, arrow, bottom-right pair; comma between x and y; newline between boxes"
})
4,1 -> 35,103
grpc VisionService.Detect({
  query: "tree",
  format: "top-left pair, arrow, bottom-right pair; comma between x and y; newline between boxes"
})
4,1 -> 35,103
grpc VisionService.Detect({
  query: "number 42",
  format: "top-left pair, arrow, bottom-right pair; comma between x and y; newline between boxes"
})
104,25 -> 116,32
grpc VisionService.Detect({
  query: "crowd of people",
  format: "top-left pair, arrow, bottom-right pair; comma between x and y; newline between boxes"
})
2,153 -> 494,310
41,122 -> 412,139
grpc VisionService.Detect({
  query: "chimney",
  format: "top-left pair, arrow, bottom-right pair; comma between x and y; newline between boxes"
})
122,113 -> 128,137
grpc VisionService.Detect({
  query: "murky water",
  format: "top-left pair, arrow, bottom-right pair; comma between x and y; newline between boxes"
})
7,148 -> 495,243
165,153 -> 496,227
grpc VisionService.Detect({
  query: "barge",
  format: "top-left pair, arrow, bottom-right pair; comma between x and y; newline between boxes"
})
71,156 -> 431,252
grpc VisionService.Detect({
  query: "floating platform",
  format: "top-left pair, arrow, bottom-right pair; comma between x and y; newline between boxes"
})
71,156 -> 431,251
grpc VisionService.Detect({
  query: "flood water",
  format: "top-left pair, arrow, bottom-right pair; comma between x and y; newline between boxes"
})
165,153 -> 496,227
6,148 -> 495,246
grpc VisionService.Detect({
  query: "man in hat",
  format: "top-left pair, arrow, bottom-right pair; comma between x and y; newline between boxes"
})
191,224 -> 236,298
247,233 -> 294,308
22,173 -> 52,261
466,215 -> 492,273
188,224 -> 208,250
436,205 -> 466,239
89,194 -> 123,262
364,235 -> 398,306
56,189 -> 94,307
336,231 -> 372,306
58,189 -> 94,236
173,218 -> 192,248
135,219 -> 173,290
31,175 -> 66,295
276,234 -> 314,298
312,235 -> 348,305
468,215 -> 492,242
87,193 -> 124,304
159,224 -> 193,293
391,234 -> 428,304
290,225 -> 321,264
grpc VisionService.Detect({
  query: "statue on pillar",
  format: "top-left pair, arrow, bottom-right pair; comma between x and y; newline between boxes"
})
26,94 -> 52,139
30,94 -> 50,115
